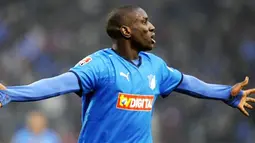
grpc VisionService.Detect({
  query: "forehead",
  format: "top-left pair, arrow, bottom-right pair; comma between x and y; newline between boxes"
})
129,8 -> 148,21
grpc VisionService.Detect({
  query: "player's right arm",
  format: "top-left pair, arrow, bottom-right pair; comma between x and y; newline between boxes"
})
0,72 -> 80,107
0,54 -> 104,107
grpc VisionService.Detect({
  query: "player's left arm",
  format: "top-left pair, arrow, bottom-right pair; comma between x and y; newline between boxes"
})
159,61 -> 255,116
175,74 -> 255,116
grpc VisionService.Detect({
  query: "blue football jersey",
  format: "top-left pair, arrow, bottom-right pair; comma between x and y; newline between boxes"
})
70,48 -> 182,143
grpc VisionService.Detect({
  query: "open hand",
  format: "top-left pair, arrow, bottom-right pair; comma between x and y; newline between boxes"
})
231,76 -> 255,116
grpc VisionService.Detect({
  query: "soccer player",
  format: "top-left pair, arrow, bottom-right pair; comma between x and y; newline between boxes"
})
0,5 -> 255,143
11,111 -> 61,143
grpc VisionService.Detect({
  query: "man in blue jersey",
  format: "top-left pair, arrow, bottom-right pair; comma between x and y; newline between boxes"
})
11,111 -> 61,143
0,5 -> 255,143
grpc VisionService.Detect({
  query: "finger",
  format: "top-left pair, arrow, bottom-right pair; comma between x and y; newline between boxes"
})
0,103 -> 2,108
231,77 -> 250,96
0,83 -> 6,90
244,103 -> 253,109
241,76 -> 249,87
239,107 -> 249,116
246,97 -> 255,103
245,88 -> 255,95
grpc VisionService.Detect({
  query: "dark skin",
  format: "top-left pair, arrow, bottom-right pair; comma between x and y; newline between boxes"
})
111,7 -> 255,116
0,7 -> 255,117
112,8 -> 155,60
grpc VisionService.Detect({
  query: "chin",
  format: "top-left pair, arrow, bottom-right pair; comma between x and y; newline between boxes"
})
145,45 -> 155,51
136,43 -> 154,51
140,47 -> 152,52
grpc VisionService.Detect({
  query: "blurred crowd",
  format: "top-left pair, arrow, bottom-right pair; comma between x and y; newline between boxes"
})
0,0 -> 255,143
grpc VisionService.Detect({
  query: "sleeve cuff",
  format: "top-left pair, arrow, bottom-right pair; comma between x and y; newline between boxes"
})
0,91 -> 11,106
225,90 -> 244,108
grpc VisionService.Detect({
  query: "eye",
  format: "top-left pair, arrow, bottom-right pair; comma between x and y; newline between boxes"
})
142,18 -> 148,25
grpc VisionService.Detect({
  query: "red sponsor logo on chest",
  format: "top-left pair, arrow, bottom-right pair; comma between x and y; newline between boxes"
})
116,93 -> 154,111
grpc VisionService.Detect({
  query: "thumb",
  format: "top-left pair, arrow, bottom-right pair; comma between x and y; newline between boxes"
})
231,76 -> 249,96
241,76 -> 249,87
0,83 -> 6,90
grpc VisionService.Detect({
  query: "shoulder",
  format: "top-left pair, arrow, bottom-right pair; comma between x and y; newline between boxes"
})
44,129 -> 61,140
12,128 -> 30,140
72,48 -> 113,72
76,49 -> 109,67
45,129 -> 59,135
70,48 -> 111,79
140,51 -> 181,74
14,128 -> 29,135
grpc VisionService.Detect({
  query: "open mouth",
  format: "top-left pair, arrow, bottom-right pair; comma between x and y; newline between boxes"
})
151,38 -> 156,44
151,34 -> 156,44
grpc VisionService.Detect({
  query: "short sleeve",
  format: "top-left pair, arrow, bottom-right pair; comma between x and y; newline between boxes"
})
69,54 -> 105,96
160,61 -> 183,98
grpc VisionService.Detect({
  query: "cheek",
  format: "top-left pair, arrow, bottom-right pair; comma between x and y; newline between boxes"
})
133,25 -> 147,35
139,27 -> 149,38
132,27 -> 148,43
142,27 -> 149,33
139,26 -> 148,35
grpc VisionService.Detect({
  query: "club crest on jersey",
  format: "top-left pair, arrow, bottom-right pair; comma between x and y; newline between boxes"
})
77,56 -> 92,66
116,93 -> 154,111
148,74 -> 156,90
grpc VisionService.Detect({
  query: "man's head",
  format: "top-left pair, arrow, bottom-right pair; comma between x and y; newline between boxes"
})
26,111 -> 48,134
106,5 -> 156,51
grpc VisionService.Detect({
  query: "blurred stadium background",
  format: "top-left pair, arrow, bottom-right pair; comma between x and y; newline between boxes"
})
0,0 -> 255,143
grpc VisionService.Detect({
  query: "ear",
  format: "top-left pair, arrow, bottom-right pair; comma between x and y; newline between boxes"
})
120,26 -> 131,39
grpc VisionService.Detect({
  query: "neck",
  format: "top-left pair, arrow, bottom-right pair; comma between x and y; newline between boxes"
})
112,39 -> 139,60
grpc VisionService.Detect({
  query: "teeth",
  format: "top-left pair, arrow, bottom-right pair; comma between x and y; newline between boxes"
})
151,38 -> 156,44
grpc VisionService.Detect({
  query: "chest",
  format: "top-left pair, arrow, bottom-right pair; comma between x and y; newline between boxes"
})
110,59 -> 160,96
20,134 -> 54,143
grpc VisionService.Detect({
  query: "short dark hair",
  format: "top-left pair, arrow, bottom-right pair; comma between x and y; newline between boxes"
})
106,5 -> 140,39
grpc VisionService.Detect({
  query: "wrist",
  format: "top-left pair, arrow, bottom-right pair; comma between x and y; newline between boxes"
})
225,90 -> 244,108
0,90 -> 11,106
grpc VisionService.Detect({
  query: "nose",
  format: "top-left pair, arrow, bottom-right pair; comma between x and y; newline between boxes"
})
148,21 -> 155,32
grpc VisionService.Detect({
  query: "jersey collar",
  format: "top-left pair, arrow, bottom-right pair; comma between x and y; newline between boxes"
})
110,48 -> 142,68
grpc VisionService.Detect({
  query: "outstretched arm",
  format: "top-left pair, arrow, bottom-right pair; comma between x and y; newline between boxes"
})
174,74 -> 255,116
0,72 -> 80,106
174,74 -> 237,102
158,57 -> 255,117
